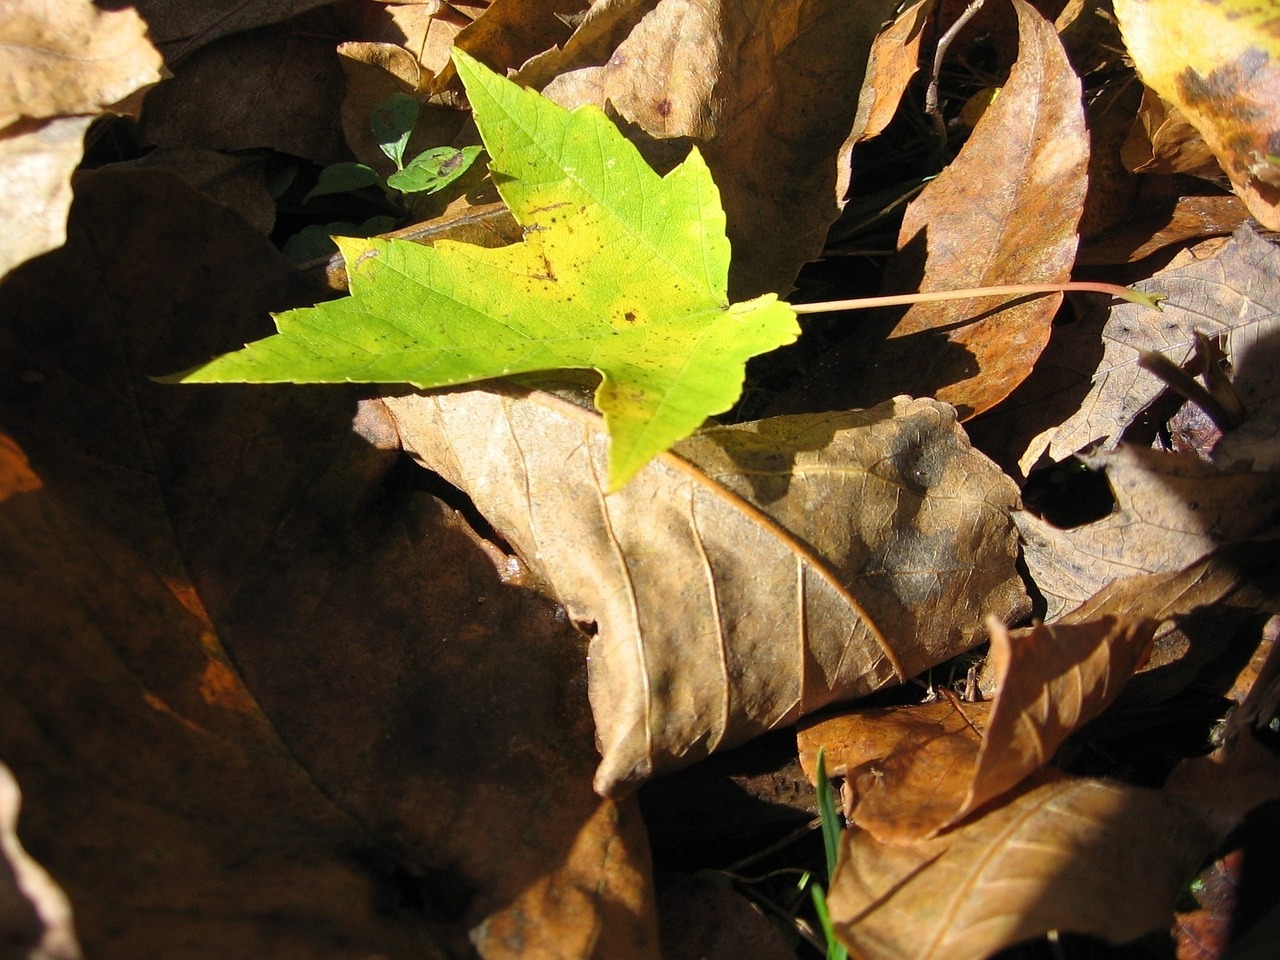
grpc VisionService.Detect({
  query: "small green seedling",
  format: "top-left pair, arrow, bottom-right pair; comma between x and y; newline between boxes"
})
809,747 -> 850,960
304,92 -> 482,204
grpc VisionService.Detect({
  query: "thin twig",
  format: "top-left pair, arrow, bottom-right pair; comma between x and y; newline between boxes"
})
790,281 -> 1163,315
925,0 -> 989,142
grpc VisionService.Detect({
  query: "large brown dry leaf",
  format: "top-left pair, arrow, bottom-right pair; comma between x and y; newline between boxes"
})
0,0 -> 162,281
130,0 -> 335,62
0,762 -> 81,960
386,389 -> 1029,794
0,0 -> 162,128
1018,444 -> 1280,620
139,24 -> 346,163
827,736 -> 1280,960
797,613 -> 1154,842
1030,224 -> 1280,465
116,146 -> 279,234
0,169 -> 658,960
780,0 -> 1089,419
536,0 -> 905,298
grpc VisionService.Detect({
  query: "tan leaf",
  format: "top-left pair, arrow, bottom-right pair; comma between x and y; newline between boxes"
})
535,0 -> 906,297
1121,87 -> 1223,179
472,798 -> 658,960
1078,180 -> 1250,266
1031,224 -> 1280,465
515,0 -> 660,90
0,116 -> 91,282
0,0 -> 161,280
0,169 -> 658,960
114,147 -> 278,234
1020,549 -> 1254,705
827,774 -> 1235,960
778,0 -> 1089,419
1018,444 -> 1280,619
333,0 -> 458,78
386,389 -> 1029,794
0,762 -> 81,960
0,0 -> 162,129
872,0 -> 1087,417
854,0 -> 935,143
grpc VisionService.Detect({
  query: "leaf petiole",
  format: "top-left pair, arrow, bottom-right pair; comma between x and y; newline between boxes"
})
791,281 -> 1163,314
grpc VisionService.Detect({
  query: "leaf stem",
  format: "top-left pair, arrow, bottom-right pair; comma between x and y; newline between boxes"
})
790,282 -> 1162,314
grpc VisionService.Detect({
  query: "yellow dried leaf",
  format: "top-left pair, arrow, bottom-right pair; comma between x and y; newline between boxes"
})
1114,0 -> 1280,228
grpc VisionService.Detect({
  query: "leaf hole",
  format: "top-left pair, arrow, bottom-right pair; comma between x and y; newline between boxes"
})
1021,457 -> 1115,529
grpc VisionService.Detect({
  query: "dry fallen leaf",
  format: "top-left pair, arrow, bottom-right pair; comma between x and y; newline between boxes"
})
140,23 -> 346,163
798,613 -> 1155,842
1027,224 -> 1280,468
115,146 -> 278,234
776,0 -> 1089,419
799,700 -> 990,843
1018,444 -> 1280,620
445,0 -> 588,81
0,0 -> 162,280
129,0 -> 335,62
0,0 -> 162,128
853,0 -> 935,143
1114,0 -> 1280,229
1078,179 -> 1250,266
386,388 -> 1029,794
827,741 -> 1280,960
0,168 -> 659,960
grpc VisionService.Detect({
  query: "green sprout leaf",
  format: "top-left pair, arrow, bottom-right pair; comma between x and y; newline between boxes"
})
303,162 -> 381,203
168,48 -> 799,489
385,145 -> 482,194
371,92 -> 419,169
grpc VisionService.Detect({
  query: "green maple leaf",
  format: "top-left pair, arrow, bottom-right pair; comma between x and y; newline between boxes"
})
172,48 -> 799,489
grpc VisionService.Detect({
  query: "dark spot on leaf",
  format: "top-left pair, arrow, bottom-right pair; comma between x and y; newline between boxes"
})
656,99 -> 672,119
624,311 -> 637,323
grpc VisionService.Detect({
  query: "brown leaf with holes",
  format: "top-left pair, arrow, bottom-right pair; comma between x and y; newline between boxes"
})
1018,445 -> 1280,620
1030,224 -> 1280,466
386,388 -> 1029,795
0,169 -> 658,960
778,0 -> 1089,420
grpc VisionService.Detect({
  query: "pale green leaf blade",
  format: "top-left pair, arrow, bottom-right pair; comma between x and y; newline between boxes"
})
170,50 -> 800,489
